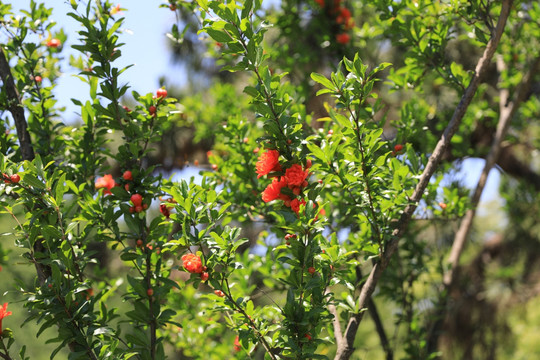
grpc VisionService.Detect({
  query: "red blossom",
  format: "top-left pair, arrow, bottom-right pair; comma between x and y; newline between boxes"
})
234,335 -> 241,352
47,38 -> 61,48
160,204 -> 171,218
336,33 -> 351,44
284,164 -> 309,186
0,303 -> 12,334
95,174 -> 116,195
182,253 -> 203,274
256,149 -> 282,178
290,198 -> 307,214
336,7 -> 351,24
262,177 -> 288,203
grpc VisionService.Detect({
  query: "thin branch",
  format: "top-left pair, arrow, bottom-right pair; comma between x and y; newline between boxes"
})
326,288 -> 343,349
333,1 -> 513,359
443,55 -> 540,287
367,297 -> 393,360
223,279 -> 278,360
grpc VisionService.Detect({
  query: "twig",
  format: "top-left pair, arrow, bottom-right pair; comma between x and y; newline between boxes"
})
367,297 -> 393,360
223,279 -> 278,360
443,55 -> 540,287
333,1 -> 513,358
0,338 -> 14,360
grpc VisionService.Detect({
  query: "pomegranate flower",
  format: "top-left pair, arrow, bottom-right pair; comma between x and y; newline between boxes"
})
336,33 -> 351,44
284,164 -> 309,186
0,303 -> 12,334
290,198 -> 307,214
234,335 -> 241,352
262,177 -> 288,203
256,150 -> 282,178
95,174 -> 116,195
182,253 -> 203,274
160,204 -> 171,218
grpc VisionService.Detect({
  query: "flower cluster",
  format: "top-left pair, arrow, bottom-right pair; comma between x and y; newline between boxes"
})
130,193 -> 148,213
256,149 -> 311,214
2,173 -> 20,184
314,0 -> 354,44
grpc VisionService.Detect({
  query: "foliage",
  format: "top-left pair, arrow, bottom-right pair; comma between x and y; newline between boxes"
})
0,0 -> 539,359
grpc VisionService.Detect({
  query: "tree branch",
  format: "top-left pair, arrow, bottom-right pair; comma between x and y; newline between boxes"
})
333,1 -> 513,358
327,290 -> 343,349
367,297 -> 393,360
0,48 -> 34,161
0,47 -> 53,288
443,55 -> 540,287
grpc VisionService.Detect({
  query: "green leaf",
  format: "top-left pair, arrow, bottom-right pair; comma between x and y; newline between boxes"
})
310,72 -> 335,91
23,173 -> 45,189
55,173 -> 66,205
205,28 -> 232,43
120,252 -> 140,261
196,0 -> 208,11
306,142 -> 327,163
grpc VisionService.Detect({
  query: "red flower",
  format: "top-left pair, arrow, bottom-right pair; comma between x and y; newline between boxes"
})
290,198 -> 306,214
262,177 -> 288,203
284,164 -> 309,186
336,7 -> 351,24
160,204 -> 171,218
0,303 -> 12,335
234,335 -> 241,352
336,33 -> 351,44
214,290 -> 225,297
95,174 -> 116,195
200,272 -> 209,281
256,150 -> 282,178
46,38 -> 61,48
182,254 -> 203,274
314,0 -> 325,7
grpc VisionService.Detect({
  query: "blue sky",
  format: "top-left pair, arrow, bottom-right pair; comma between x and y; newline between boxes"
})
15,1 -> 186,120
